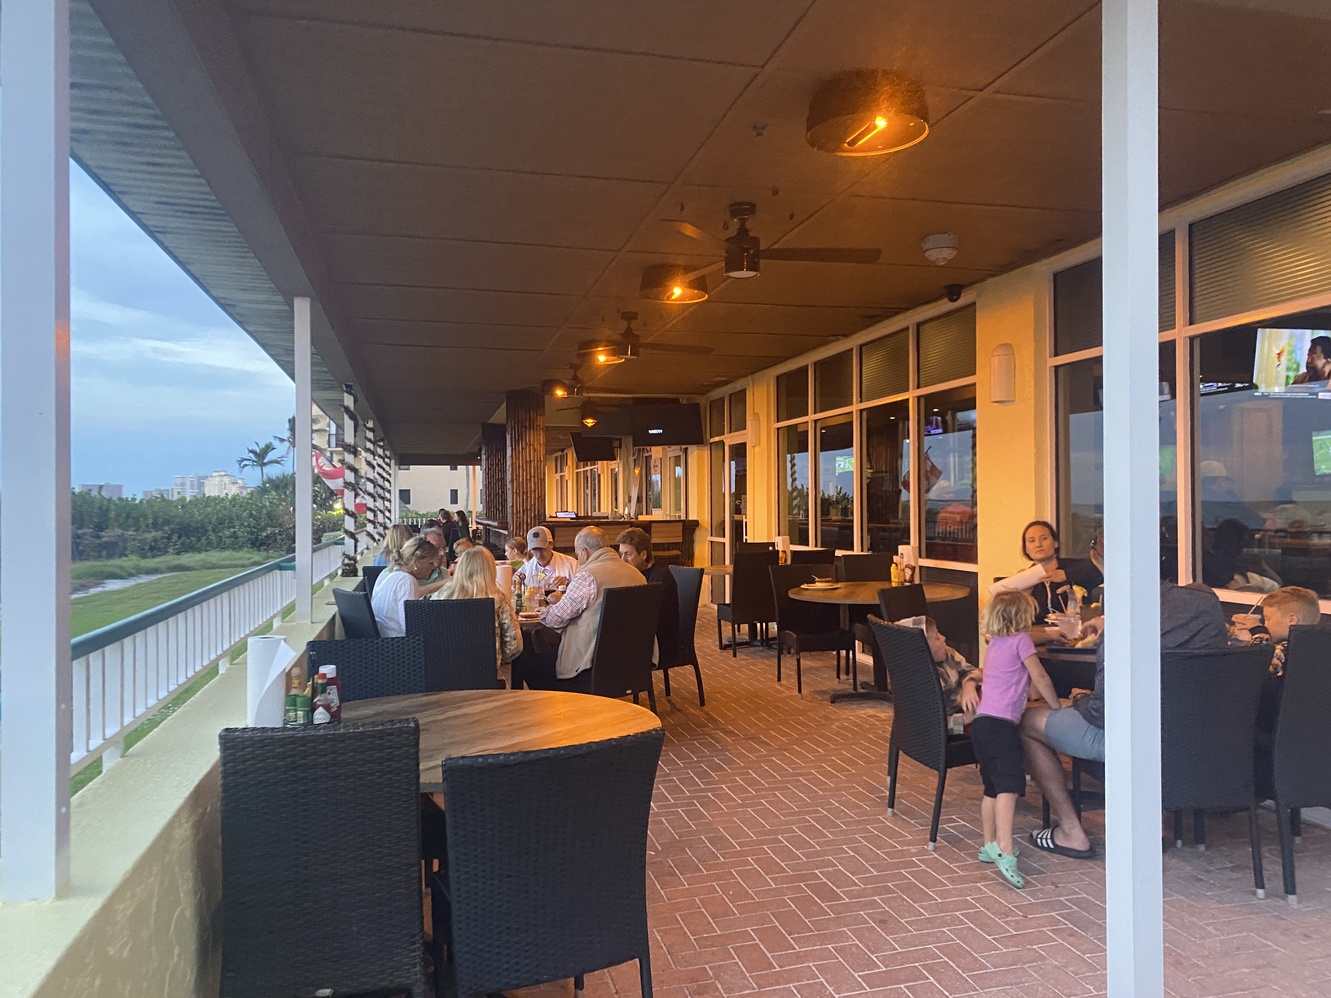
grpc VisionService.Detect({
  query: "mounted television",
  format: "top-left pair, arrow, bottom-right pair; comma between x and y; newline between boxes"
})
1253,328 -> 1331,396
1313,430 -> 1331,476
570,433 -> 617,463
627,402 -> 705,446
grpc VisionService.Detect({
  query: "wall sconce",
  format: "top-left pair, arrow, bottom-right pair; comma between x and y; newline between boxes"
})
990,343 -> 1016,405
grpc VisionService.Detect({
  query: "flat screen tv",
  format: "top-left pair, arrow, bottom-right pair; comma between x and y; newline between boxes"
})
627,403 -> 706,446
1253,328 -> 1331,395
1313,430 -> 1331,476
571,433 -> 617,463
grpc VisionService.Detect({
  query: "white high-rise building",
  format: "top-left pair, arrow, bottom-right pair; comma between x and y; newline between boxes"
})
172,473 -> 207,500
76,483 -> 124,498
203,470 -> 247,497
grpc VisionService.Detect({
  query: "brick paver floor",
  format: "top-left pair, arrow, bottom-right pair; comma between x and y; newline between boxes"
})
519,606 -> 1331,998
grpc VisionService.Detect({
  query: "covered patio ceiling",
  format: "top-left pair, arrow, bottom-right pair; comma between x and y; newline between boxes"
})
77,0 -> 1331,461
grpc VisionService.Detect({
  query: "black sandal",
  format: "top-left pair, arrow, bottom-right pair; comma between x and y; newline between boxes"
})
1030,827 -> 1095,859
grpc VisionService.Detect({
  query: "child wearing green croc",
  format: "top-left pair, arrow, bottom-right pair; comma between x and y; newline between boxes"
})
971,591 -> 1061,888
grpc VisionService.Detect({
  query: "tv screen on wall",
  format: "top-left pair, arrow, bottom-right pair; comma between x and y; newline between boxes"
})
571,433 -> 617,462
1253,328 -> 1331,395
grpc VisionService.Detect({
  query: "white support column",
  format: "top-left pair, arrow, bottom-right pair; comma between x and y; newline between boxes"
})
293,297 -> 313,621
1102,1 -> 1163,995
0,0 -> 73,902
341,383 -> 359,575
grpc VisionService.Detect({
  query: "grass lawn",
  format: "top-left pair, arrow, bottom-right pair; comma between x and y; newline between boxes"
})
72,549 -> 276,584
70,568 -> 255,638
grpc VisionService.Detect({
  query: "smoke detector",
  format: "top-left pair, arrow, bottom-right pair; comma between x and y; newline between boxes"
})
922,232 -> 958,265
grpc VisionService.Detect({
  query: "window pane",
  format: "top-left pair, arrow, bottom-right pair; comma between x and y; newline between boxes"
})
1196,320 -> 1331,598
778,424 -> 811,545
777,367 -> 809,422
729,443 -> 748,543
814,351 -> 853,412
729,389 -> 747,433
918,305 -> 976,386
861,401 -> 911,555
860,330 -> 909,402
815,415 -> 854,550
709,440 -> 725,536
708,397 -> 725,438
1054,233 -> 1177,354
920,389 -> 977,563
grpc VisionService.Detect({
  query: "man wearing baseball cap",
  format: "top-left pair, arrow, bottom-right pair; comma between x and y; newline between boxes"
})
516,525 -> 578,590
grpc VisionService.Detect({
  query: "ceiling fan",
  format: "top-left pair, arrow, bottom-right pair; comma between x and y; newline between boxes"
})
662,200 -> 881,281
541,364 -> 641,399
575,311 -> 713,365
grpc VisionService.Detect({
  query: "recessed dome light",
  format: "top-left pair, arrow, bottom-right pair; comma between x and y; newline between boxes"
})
807,70 -> 929,157
640,264 -> 708,303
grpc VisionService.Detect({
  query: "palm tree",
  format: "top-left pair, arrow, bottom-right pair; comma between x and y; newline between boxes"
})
273,415 -> 297,466
239,441 -> 283,482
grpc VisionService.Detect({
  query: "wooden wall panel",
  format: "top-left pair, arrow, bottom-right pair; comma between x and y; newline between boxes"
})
505,390 -> 546,537
481,422 -> 508,524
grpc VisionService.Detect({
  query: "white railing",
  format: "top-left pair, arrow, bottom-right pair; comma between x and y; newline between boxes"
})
69,535 -> 369,770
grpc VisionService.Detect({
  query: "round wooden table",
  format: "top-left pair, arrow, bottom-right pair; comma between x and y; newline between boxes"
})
341,689 -> 661,792
788,581 -> 970,605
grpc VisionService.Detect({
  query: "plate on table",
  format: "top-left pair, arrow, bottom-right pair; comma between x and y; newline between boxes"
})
800,581 -> 839,590
518,611 -> 542,622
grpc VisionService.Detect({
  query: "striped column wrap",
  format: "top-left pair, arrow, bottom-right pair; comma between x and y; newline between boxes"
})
362,419 -> 378,542
341,383 -> 359,576
376,435 -> 391,537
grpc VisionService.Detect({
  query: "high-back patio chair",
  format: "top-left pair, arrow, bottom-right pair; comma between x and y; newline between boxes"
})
333,587 -> 380,639
716,549 -> 779,656
770,563 -> 854,695
405,597 -> 499,691
306,636 -> 426,701
590,583 -> 665,711
661,566 -> 707,706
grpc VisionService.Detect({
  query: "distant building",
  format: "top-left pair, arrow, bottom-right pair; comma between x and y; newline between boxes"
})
203,470 -> 247,497
77,483 -> 124,498
141,488 -> 171,500
397,464 -> 475,514
172,473 -> 207,500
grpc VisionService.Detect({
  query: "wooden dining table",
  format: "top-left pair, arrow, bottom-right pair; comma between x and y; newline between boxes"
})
341,689 -> 661,792
787,580 -> 971,605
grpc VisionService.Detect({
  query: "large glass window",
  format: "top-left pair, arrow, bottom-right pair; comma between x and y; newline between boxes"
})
861,401 -> 910,554
920,388 -> 977,563
814,351 -> 853,412
709,440 -> 725,537
816,415 -> 855,550
777,367 -> 809,422
1196,321 -> 1331,598
918,306 -> 977,387
860,330 -> 909,402
708,397 -> 725,438
729,443 -> 748,544
729,390 -> 747,433
778,424 -> 810,545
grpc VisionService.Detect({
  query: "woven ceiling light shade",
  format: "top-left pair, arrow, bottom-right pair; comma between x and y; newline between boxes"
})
806,70 -> 930,156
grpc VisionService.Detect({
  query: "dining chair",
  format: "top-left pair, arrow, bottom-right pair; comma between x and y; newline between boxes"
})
1161,644 -> 1271,897
219,720 -> 425,998
362,563 -> 387,598
405,598 -> 499,691
429,728 -> 665,998
333,587 -> 380,639
868,617 -> 977,850
878,583 -> 928,623
716,550 -> 779,655
590,583 -> 665,711
770,563 -> 855,695
791,547 -> 837,565
662,566 -> 706,706
306,636 -> 426,701
836,552 -> 892,582
1256,625 -> 1331,904
735,541 -> 775,554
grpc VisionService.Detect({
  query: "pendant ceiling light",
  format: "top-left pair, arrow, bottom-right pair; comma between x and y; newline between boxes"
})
639,263 -> 708,303
580,401 -> 599,428
806,70 -> 929,157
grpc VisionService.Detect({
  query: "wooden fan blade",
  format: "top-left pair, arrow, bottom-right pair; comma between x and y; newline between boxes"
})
642,343 -> 714,356
762,247 -> 882,264
660,218 -> 725,247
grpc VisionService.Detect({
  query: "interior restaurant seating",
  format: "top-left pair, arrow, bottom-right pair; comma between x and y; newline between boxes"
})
660,566 -> 707,706
429,728 -> 665,998
836,552 -> 892,582
219,720 -> 426,998
770,563 -> 855,695
878,583 -> 928,622
306,636 -> 427,700
716,549 -> 778,655
589,583 -> 665,711
869,617 -> 977,851
361,563 -> 386,598
405,598 -> 499,691
790,547 -> 837,565
333,587 -> 380,639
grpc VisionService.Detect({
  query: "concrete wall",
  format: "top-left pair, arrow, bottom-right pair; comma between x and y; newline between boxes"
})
397,463 -> 472,514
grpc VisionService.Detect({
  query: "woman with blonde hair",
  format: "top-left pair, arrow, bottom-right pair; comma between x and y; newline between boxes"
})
434,545 -> 522,678
374,523 -> 414,568
370,536 -> 438,638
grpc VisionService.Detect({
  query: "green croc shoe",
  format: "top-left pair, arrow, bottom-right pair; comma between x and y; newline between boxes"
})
978,841 -> 1019,864
995,850 -> 1025,889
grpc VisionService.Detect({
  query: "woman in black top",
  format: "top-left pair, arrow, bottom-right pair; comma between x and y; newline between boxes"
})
1007,520 -> 1103,620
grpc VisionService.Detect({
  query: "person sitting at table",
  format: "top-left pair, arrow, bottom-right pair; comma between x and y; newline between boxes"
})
384,531 -> 449,598
371,536 -> 440,638
433,546 -> 522,682
516,526 -> 578,591
509,526 -> 645,692
617,527 -> 679,670
1020,570 -> 1227,859
373,523 -> 414,568
419,526 -> 447,583
897,616 -> 980,716
991,521 -> 1103,621
505,536 -> 528,570
1234,585 -> 1320,676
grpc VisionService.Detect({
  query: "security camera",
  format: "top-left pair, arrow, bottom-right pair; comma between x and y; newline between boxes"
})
944,283 -> 964,303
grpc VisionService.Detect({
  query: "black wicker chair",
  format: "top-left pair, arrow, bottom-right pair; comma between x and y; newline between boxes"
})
405,598 -> 499,691
770,563 -> 855,695
878,584 -> 928,623
869,617 -> 977,850
735,541 -> 775,554
219,720 -> 425,998
662,566 -> 706,706
306,636 -> 426,701
791,547 -> 837,565
590,583 -> 665,712
716,550 -> 779,655
1161,644 -> 1271,897
836,553 -> 892,582
430,728 -> 666,998
362,563 -> 387,598
334,586 -> 380,639
1256,625 -> 1331,904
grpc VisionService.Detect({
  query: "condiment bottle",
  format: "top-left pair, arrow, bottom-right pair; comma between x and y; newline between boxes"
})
321,665 -> 343,722
294,693 -> 312,726
312,674 -> 333,726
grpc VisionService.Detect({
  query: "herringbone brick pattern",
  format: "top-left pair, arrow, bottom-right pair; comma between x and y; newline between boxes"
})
518,606 -> 1331,998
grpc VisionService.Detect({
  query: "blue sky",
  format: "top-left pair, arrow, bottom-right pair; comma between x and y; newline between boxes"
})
70,163 -> 295,495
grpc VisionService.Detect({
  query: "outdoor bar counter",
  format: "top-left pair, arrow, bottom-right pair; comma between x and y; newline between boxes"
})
541,518 -> 699,565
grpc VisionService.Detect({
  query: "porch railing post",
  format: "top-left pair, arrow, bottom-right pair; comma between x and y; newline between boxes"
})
294,296 -> 313,621
0,0 -> 73,901
1102,0 -> 1164,994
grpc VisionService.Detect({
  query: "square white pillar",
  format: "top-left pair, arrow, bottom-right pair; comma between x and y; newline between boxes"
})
294,297 -> 313,621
